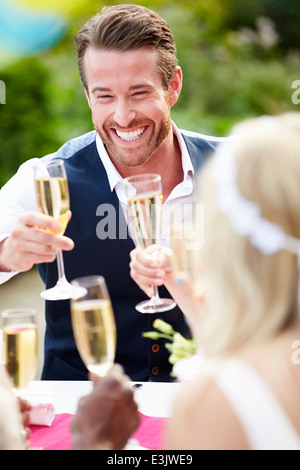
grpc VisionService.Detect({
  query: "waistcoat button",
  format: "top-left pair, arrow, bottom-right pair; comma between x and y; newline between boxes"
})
151,344 -> 160,353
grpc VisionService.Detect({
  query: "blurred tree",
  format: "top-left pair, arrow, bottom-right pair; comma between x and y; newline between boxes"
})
0,58 -> 62,185
0,0 -> 299,187
223,0 -> 300,51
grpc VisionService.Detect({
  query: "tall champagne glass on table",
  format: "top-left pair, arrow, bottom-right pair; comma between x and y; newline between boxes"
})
2,309 -> 37,391
70,275 -> 117,378
125,173 -> 176,314
34,158 -> 74,300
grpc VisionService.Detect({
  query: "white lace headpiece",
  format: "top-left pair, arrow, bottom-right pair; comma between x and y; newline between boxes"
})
212,139 -> 300,257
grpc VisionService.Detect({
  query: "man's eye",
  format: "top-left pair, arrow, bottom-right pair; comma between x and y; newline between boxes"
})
98,95 -> 113,100
133,91 -> 147,97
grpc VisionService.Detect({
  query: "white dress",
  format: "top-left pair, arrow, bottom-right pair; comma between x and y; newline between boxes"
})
214,359 -> 300,450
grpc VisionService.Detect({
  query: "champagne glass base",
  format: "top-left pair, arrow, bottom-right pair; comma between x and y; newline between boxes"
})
40,280 -> 75,301
135,298 -> 176,314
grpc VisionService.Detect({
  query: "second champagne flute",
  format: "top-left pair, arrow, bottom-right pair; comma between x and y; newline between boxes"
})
125,173 -> 176,314
34,158 -> 74,301
170,203 -> 207,297
70,275 -> 117,378
2,308 -> 38,391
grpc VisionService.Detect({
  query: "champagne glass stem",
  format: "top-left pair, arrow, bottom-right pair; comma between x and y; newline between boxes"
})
40,249 -> 74,300
151,285 -> 160,304
56,249 -> 67,282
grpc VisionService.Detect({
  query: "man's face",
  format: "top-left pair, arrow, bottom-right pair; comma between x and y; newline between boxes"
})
84,47 -> 178,168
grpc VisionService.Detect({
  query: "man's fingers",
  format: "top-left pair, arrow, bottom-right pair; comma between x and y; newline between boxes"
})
130,249 -> 165,281
12,217 -> 74,252
20,211 -> 61,231
0,211 -> 75,272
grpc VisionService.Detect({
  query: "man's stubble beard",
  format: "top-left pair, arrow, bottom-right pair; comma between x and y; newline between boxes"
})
94,113 -> 172,168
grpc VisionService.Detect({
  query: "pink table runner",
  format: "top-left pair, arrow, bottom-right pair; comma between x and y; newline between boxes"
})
29,413 -> 167,450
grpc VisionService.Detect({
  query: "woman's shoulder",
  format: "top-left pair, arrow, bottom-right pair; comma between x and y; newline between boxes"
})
166,366 -> 248,450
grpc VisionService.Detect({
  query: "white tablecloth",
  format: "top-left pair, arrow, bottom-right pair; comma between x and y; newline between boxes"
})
1,327 -> 182,418
20,380 -> 182,418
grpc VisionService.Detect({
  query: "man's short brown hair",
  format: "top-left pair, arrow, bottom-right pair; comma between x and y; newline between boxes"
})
75,4 -> 178,90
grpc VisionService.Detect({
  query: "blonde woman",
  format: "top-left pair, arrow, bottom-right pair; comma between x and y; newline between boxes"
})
130,113 -> 300,450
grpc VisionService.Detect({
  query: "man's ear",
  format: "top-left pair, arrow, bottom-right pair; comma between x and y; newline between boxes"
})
168,66 -> 183,107
85,88 -> 92,109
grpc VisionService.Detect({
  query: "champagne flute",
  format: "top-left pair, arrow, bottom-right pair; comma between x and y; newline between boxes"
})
125,173 -> 176,314
170,203 -> 207,297
34,158 -> 74,300
2,309 -> 37,390
70,275 -> 117,378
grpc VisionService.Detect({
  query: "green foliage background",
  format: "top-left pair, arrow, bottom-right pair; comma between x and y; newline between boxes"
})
0,0 -> 299,187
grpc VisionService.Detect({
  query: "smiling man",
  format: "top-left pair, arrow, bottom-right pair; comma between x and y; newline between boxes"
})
84,47 -> 179,175
0,4 -> 223,381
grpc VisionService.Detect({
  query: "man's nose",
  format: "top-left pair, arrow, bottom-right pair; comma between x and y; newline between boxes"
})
113,99 -> 136,128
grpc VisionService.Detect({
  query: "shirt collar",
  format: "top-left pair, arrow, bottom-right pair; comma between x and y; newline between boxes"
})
95,134 -> 122,192
171,121 -> 194,180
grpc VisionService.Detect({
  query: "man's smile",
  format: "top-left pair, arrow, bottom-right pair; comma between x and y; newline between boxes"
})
113,126 -> 148,143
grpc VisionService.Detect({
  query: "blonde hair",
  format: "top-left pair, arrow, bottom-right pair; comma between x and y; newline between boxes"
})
199,113 -> 300,358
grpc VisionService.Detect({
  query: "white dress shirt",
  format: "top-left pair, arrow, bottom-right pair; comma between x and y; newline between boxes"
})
0,122 -> 196,284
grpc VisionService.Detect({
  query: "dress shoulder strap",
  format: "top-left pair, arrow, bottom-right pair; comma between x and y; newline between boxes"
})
214,359 -> 300,450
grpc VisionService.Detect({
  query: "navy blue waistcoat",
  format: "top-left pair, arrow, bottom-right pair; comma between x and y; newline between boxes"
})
37,130 -> 221,381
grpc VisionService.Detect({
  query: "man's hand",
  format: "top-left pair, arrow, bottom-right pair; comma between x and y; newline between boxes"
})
71,365 -> 140,450
0,211 -> 74,272
129,245 -> 208,335
129,244 -> 173,298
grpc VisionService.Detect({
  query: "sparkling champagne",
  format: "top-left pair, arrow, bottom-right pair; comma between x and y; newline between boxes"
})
35,177 -> 69,234
128,191 -> 163,248
71,299 -> 116,377
3,324 -> 37,389
171,223 -> 207,296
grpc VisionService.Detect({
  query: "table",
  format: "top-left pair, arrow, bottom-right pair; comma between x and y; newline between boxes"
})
1,329 -> 182,417
21,380 -> 182,451
1,329 -> 184,449
21,380 -> 182,417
